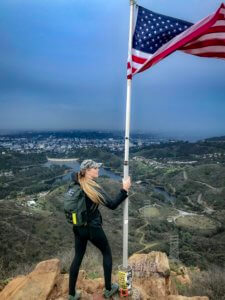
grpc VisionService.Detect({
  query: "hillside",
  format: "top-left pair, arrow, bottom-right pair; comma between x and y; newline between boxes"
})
1,139 -> 225,285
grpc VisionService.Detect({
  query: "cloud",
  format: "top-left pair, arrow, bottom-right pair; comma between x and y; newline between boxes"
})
0,0 -> 224,138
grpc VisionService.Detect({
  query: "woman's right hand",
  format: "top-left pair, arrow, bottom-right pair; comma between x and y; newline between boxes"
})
122,176 -> 131,192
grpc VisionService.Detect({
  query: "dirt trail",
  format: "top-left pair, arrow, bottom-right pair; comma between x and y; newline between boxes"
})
197,193 -> 203,204
183,170 -> 188,181
194,180 -> 222,192
135,219 -> 158,254
183,169 -> 222,193
186,196 -> 195,206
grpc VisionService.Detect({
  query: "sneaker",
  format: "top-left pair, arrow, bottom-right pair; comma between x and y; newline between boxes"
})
68,290 -> 81,300
103,283 -> 119,298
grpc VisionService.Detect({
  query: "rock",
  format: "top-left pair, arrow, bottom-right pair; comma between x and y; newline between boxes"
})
170,265 -> 191,286
129,251 -> 170,278
0,276 -> 26,300
0,252 -> 209,300
0,258 -> 60,300
77,269 -> 87,280
128,251 -> 171,298
168,296 -> 209,300
171,271 -> 177,276
59,274 -> 70,295
175,274 -> 191,285
47,273 -> 67,300
130,287 -> 142,300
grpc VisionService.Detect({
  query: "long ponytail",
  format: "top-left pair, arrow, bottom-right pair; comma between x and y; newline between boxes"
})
78,171 -> 105,205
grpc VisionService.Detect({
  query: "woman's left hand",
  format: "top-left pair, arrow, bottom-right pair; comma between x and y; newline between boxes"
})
122,176 -> 131,191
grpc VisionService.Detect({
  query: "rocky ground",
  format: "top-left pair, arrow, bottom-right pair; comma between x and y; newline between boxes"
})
0,251 -> 208,300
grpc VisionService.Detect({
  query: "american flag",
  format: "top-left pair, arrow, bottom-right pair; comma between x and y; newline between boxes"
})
127,3 -> 225,79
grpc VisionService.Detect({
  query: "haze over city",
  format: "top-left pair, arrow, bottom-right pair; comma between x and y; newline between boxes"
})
0,0 -> 224,141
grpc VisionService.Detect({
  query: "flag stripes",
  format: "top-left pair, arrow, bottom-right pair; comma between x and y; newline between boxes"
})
127,3 -> 225,78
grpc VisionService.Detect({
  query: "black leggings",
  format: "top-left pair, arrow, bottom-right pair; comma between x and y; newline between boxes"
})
69,224 -> 112,296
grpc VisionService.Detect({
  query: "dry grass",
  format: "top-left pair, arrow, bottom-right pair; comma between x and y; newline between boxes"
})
176,215 -> 218,230
56,243 -> 103,279
176,265 -> 225,300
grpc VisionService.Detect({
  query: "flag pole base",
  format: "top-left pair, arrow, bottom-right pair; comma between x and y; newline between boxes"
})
118,264 -> 133,296
119,288 -> 129,297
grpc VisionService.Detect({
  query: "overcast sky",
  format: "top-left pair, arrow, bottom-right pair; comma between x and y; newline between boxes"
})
0,0 -> 224,140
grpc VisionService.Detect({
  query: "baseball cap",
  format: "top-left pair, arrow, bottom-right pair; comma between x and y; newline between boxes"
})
80,159 -> 102,171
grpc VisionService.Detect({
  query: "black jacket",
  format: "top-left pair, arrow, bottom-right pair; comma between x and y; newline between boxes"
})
71,172 -> 128,227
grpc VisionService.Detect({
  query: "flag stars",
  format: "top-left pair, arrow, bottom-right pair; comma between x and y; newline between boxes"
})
133,7 -> 193,56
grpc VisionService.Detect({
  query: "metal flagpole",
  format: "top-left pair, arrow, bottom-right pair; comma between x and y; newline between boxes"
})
122,0 -> 135,269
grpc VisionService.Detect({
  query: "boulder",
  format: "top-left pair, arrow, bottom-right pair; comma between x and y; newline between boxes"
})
129,251 -> 170,278
0,259 -> 60,300
128,251 -> 171,298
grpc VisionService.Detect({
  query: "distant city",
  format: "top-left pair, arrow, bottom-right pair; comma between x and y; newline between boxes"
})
0,130 -> 177,155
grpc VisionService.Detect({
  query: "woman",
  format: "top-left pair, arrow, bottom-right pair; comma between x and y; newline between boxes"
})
68,159 -> 131,300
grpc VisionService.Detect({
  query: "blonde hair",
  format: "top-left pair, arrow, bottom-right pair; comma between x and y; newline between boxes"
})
78,170 -> 105,205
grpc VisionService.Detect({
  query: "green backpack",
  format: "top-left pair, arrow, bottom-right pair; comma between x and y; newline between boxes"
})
63,183 -> 88,226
